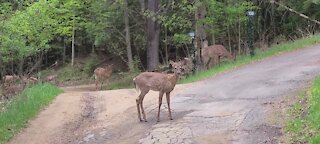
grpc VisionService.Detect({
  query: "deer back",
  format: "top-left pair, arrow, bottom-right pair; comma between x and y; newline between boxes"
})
134,72 -> 178,92
3,75 -> 19,83
94,67 -> 112,79
202,45 -> 234,60
46,74 -> 57,81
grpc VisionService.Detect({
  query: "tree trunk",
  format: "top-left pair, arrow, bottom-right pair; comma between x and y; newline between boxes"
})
11,61 -> 14,74
212,33 -> 216,45
139,0 -> 145,13
91,43 -> 95,53
0,54 -> 3,94
227,24 -> 231,53
238,16 -> 241,55
18,58 -> 24,76
164,26 -> 168,65
71,14 -> 75,67
124,0 -> 134,71
28,53 -> 43,75
195,3 -> 207,65
0,53 -> 3,84
184,44 -> 190,58
146,0 -> 160,71
271,1 -> 276,40
63,38 -> 66,65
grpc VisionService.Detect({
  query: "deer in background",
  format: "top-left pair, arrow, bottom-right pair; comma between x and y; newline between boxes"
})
2,75 -> 19,86
202,44 -> 235,69
22,76 -> 38,88
94,64 -> 113,90
133,65 -> 183,122
46,74 -> 58,84
169,57 -> 193,76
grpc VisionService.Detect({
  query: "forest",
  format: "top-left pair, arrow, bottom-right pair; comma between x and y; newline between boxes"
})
0,0 -> 319,83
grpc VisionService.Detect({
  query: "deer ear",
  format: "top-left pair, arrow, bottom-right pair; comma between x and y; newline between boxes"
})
182,58 -> 188,65
169,60 -> 174,65
169,63 -> 172,69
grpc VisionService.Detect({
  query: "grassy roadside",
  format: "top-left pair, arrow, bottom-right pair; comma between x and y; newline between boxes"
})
285,76 -> 320,143
179,34 -> 320,84
0,83 -> 62,143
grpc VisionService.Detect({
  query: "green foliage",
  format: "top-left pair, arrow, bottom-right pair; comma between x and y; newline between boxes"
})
285,74 -> 320,143
198,0 -> 255,39
172,33 -> 192,44
83,53 -> 98,76
0,0 -> 320,86
303,0 -> 320,18
0,83 -> 62,143
108,70 -> 140,90
307,77 -> 320,143
108,57 -> 141,90
57,64 -> 87,82
0,0 -> 56,63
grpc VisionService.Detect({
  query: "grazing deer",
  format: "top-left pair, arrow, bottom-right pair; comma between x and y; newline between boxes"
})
46,74 -> 58,84
94,64 -> 113,90
2,75 -> 19,86
21,75 -> 38,88
202,44 -> 235,69
133,66 -> 182,122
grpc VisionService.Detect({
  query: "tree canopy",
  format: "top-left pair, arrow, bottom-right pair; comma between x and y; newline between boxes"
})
0,0 -> 319,74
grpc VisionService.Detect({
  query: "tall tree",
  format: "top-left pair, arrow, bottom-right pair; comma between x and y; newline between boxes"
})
123,0 -> 133,70
146,0 -> 160,71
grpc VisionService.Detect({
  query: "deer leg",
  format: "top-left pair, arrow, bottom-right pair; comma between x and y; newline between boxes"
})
106,79 -> 109,89
100,81 -> 104,90
166,92 -> 173,120
95,80 -> 98,91
139,90 -> 149,122
207,58 -> 212,69
157,91 -> 164,122
136,98 -> 142,122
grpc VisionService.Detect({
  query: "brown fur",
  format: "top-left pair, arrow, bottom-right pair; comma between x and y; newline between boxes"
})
133,71 -> 180,122
202,45 -> 235,69
94,65 -> 113,90
46,74 -> 58,84
21,76 -> 38,87
2,75 -> 19,86
169,58 -> 193,76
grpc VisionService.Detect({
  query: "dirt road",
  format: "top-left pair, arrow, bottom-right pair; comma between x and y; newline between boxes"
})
10,45 -> 320,144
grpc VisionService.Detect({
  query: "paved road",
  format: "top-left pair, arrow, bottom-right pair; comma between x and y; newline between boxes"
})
138,45 -> 320,144
10,45 -> 320,144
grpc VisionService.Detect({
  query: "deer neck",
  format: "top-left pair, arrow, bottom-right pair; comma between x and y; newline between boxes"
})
167,73 -> 179,85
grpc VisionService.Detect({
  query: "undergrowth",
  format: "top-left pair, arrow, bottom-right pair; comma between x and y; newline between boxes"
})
0,83 -> 62,143
286,77 -> 320,143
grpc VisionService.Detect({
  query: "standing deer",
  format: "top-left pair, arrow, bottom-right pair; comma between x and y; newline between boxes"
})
202,44 -> 235,69
94,64 -> 113,90
133,66 -> 182,122
169,57 -> 193,76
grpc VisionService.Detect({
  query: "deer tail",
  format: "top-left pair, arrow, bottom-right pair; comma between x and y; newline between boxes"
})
133,77 -> 139,93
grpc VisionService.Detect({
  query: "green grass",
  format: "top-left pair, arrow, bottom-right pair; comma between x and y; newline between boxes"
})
57,64 -> 88,82
0,83 -> 62,143
107,70 -> 140,90
179,34 -> 320,84
286,77 -> 320,143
